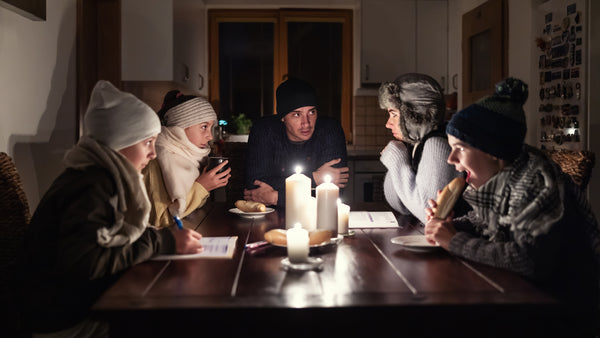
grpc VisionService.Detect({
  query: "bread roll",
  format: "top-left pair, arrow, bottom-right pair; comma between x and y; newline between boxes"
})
308,230 -> 333,245
263,229 -> 333,246
235,200 -> 266,212
264,229 -> 287,246
434,177 -> 466,219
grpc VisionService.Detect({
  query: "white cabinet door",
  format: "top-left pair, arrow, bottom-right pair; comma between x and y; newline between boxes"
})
416,0 -> 448,91
121,0 -> 173,81
361,0 -> 416,85
361,0 -> 448,87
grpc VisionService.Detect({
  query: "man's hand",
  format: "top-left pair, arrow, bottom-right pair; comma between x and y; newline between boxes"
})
243,180 -> 278,206
313,158 -> 349,187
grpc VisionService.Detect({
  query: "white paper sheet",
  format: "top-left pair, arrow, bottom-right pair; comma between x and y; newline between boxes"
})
152,236 -> 238,260
349,211 -> 399,229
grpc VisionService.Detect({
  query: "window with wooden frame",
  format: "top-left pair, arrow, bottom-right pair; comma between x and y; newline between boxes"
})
208,9 -> 353,142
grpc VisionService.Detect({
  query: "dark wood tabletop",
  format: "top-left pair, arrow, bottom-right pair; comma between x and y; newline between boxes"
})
92,202 -> 566,338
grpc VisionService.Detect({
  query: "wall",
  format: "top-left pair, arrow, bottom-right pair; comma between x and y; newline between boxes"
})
0,0 -> 76,209
587,0 -> 600,222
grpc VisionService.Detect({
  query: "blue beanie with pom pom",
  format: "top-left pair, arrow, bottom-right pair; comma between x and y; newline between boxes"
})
446,77 -> 528,161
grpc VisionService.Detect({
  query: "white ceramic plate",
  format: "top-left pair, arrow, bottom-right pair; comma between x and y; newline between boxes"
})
391,235 -> 440,252
229,207 -> 275,219
271,234 -> 343,248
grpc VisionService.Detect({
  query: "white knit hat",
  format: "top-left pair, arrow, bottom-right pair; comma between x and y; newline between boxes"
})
84,80 -> 161,150
162,96 -> 217,128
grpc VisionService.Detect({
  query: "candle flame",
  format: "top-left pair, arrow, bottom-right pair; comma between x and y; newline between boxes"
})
324,174 -> 332,183
295,166 -> 302,174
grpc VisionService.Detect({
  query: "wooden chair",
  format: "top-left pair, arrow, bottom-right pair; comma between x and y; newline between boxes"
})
545,149 -> 595,191
0,152 -> 30,337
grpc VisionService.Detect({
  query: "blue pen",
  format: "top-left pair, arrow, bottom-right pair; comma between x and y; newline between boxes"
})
173,215 -> 184,230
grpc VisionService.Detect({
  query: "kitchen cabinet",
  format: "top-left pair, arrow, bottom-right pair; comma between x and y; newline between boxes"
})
361,0 -> 448,89
121,0 -> 174,81
121,0 -> 207,94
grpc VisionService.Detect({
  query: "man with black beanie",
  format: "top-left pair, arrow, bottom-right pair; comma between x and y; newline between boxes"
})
244,78 -> 349,207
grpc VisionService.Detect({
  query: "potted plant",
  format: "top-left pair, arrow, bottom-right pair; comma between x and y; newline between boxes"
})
231,113 -> 252,135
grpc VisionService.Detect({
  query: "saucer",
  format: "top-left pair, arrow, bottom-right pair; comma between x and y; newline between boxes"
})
229,207 -> 275,219
281,257 -> 324,271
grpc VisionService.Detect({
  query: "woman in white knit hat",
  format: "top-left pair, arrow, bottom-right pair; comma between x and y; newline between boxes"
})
144,90 -> 231,227
17,80 -> 204,337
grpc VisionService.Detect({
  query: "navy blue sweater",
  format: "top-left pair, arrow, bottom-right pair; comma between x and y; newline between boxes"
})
245,115 -> 347,207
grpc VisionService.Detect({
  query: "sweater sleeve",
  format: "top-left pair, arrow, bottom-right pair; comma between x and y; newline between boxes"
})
57,173 -> 176,280
380,137 -> 460,224
245,118 -> 285,198
448,230 -> 536,278
315,118 -> 348,168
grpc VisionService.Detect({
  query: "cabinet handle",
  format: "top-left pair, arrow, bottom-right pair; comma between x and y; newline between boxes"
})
198,74 -> 204,91
365,64 -> 369,81
452,74 -> 458,90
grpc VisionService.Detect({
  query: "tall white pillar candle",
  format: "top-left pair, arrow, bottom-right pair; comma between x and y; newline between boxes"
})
287,224 -> 309,263
285,166 -> 311,229
337,199 -> 350,234
305,196 -> 317,231
316,175 -> 339,237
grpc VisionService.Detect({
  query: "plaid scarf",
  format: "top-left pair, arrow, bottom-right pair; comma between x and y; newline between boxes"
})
462,145 -> 566,246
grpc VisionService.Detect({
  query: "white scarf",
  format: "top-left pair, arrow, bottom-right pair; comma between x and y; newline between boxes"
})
63,136 -> 151,247
155,126 -> 209,216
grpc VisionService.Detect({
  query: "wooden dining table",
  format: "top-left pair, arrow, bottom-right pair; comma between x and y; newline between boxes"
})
92,202 -> 568,338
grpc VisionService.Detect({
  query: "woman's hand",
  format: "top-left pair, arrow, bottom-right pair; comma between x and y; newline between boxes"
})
243,180 -> 278,206
169,227 -> 203,254
196,160 -> 231,191
313,158 -> 349,188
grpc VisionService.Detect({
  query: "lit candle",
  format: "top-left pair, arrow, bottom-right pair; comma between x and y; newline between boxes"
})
305,196 -> 317,231
337,199 -> 350,235
285,166 -> 311,229
316,175 -> 339,237
287,223 -> 309,263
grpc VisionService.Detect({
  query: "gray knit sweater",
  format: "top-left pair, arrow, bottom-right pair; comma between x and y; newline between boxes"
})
380,136 -> 463,224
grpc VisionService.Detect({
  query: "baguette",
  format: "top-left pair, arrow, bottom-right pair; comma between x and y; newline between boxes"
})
434,177 -> 466,219
264,229 -> 333,246
235,200 -> 266,213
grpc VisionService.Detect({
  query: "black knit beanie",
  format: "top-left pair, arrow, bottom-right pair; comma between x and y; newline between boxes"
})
276,78 -> 318,116
446,77 -> 528,161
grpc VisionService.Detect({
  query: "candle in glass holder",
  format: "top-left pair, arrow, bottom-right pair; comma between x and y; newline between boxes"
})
316,175 -> 339,237
337,199 -> 350,234
287,223 -> 309,263
285,166 -> 311,229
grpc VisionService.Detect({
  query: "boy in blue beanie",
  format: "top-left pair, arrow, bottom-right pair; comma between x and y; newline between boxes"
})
425,77 -> 599,335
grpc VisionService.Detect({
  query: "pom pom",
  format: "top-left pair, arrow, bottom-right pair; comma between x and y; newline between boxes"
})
494,77 -> 528,105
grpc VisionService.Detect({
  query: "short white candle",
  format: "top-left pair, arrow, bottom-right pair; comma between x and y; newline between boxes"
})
337,199 -> 350,234
287,223 -> 309,263
316,175 -> 339,237
285,166 -> 311,229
